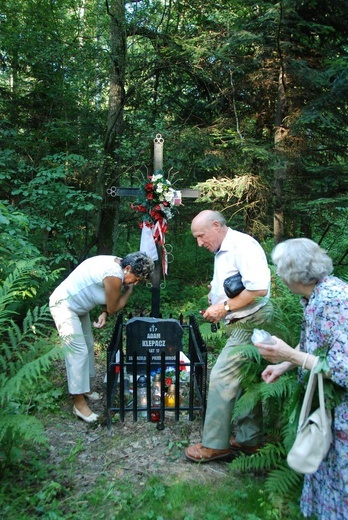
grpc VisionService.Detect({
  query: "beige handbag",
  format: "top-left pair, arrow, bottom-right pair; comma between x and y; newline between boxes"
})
287,361 -> 332,474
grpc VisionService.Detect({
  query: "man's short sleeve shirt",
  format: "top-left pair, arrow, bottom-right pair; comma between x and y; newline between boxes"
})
210,228 -> 270,319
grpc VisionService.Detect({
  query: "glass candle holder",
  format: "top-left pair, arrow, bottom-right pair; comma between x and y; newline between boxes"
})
151,373 -> 161,408
137,375 -> 147,417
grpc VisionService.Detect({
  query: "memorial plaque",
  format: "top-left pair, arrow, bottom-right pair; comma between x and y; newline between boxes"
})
126,317 -> 184,364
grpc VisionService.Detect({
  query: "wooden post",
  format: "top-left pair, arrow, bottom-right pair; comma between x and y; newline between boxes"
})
150,244 -> 161,317
151,134 -> 164,317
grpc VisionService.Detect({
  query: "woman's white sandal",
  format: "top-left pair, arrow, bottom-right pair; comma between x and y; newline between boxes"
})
73,405 -> 99,423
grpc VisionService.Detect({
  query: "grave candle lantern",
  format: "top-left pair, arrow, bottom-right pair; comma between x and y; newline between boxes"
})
137,375 -> 147,417
151,373 -> 161,408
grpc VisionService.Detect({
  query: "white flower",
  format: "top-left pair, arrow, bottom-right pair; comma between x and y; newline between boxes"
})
164,188 -> 175,204
160,204 -> 174,220
156,183 -> 163,194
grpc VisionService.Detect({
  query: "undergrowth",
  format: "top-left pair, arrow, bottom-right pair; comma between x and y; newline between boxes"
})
2,259 -> 343,519
0,262 -> 63,476
0,463 -> 303,520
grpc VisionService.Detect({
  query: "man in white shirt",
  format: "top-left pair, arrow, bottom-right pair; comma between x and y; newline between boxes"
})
185,210 -> 273,462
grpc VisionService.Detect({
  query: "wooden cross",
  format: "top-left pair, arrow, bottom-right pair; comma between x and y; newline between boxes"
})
107,134 -> 199,317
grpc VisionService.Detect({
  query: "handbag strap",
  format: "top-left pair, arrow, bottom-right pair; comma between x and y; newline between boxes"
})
298,357 -> 327,429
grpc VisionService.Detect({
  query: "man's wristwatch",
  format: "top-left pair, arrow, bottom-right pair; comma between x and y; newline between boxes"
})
224,300 -> 230,312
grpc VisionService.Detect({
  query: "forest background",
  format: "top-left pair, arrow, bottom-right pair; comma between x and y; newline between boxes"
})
0,1 -> 347,519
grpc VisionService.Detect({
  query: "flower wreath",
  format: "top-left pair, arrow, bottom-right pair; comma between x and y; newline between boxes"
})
131,170 -> 181,275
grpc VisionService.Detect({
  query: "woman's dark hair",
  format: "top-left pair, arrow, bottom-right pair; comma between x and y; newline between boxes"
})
121,252 -> 155,279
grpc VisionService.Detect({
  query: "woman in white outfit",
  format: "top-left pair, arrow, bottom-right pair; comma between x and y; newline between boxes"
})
49,252 -> 154,422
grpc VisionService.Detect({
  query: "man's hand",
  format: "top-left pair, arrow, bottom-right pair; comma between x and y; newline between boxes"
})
203,303 -> 226,323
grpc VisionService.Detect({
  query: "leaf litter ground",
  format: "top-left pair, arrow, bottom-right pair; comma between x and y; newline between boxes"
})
44,358 -> 232,497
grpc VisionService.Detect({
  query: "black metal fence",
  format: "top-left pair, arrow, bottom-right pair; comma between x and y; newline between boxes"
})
106,314 -> 207,429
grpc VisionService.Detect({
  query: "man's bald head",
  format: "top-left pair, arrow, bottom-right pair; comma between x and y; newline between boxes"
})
191,210 -> 228,253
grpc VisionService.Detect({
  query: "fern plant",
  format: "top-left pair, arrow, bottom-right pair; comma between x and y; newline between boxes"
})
228,281 -> 306,509
0,262 -> 62,475
229,273 -> 346,511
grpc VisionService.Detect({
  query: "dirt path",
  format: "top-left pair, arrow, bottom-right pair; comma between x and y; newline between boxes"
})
44,362 -> 231,493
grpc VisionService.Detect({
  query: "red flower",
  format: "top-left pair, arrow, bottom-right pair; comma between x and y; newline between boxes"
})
150,209 -> 162,220
130,174 -> 176,235
165,377 -> 172,387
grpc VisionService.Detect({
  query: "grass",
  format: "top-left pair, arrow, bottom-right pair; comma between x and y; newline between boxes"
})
0,463 -> 303,519
78,475 -> 275,519
0,424 -> 304,520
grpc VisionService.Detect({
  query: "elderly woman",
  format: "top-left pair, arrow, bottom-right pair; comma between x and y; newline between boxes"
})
254,238 -> 348,520
49,252 -> 154,423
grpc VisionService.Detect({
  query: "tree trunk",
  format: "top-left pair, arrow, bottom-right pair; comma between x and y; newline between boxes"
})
273,66 -> 288,244
96,0 -> 126,254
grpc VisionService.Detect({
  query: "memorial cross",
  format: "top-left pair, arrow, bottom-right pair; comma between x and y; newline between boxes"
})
107,134 -> 199,317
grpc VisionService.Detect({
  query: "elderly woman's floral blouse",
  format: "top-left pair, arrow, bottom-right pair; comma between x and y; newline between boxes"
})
299,275 -> 348,430
298,276 -> 348,520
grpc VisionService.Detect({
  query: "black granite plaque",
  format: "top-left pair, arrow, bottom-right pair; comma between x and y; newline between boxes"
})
126,317 -> 184,363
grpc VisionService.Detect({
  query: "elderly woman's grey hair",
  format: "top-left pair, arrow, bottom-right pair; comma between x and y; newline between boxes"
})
121,252 -> 155,279
272,238 -> 333,285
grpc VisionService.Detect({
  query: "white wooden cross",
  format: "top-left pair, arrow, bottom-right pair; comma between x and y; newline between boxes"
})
107,134 -> 199,317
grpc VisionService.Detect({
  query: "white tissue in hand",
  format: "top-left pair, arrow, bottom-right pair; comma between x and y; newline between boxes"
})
251,328 -> 276,345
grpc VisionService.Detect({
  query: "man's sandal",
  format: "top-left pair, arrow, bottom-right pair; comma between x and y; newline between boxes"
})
185,443 -> 233,463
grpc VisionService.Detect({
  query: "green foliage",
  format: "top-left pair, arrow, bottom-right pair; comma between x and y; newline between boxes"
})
263,465 -> 303,506
0,0 -> 347,512
0,470 -> 303,519
1,0 -> 347,260
195,171 -> 272,238
8,153 -> 102,268
0,201 -> 66,314
0,201 -> 42,278
0,264 -> 63,474
226,281 -> 306,509
227,275 -> 347,509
